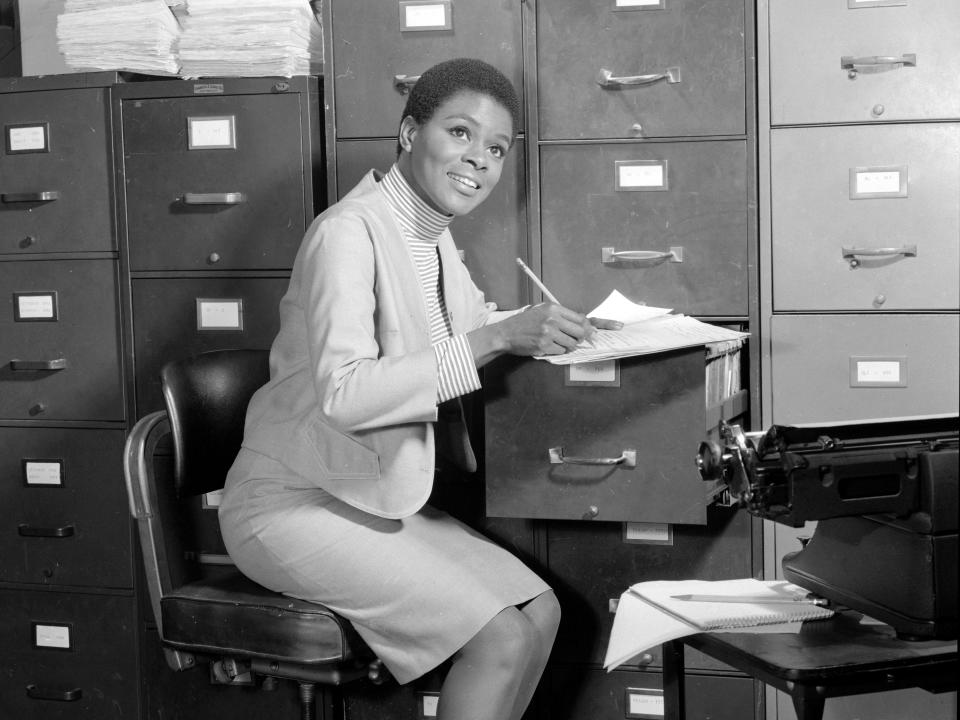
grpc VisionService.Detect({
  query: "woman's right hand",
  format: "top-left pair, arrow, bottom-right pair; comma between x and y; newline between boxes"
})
467,302 -> 621,366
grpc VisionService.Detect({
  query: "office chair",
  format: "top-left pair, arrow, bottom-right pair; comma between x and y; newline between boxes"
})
123,348 -> 381,720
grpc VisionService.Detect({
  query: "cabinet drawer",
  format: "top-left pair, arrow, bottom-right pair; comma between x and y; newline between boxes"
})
485,348 -> 731,524
0,88 -> 114,255
118,91 -> 312,271
537,0 -> 746,140
131,276 -> 288,416
545,511 -> 752,667
540,141 -> 749,317
545,666 -> 755,720
0,589 -> 137,719
330,0 -> 522,138
769,314 -> 959,425
0,427 -> 132,589
0,258 -> 123,421
336,138 -> 528,309
771,124 -> 959,312
769,0 -> 960,125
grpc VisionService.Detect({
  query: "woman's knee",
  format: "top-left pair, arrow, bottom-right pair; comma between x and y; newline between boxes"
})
523,590 -> 561,642
464,607 -> 540,669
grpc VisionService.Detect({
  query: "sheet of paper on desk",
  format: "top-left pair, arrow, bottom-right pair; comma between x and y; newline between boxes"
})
540,290 -> 749,366
604,590 -> 695,672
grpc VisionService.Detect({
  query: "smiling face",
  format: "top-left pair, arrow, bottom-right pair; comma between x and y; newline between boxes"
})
396,90 -> 514,217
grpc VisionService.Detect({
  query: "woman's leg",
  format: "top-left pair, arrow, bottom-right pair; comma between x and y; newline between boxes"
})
507,591 -> 561,720
436,591 -> 561,720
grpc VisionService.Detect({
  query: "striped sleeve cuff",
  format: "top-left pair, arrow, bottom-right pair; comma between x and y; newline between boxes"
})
434,334 -> 481,403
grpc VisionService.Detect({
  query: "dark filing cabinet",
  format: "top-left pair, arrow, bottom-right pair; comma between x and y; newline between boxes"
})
111,75 -> 325,718
0,72 -> 137,719
321,1 -> 761,718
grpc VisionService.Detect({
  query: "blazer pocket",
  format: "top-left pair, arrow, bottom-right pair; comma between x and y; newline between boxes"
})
300,414 -> 381,479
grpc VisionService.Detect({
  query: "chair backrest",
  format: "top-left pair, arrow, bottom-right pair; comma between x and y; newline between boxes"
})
161,348 -> 270,498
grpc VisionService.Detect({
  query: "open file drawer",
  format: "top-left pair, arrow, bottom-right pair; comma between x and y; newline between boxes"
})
484,346 -> 747,524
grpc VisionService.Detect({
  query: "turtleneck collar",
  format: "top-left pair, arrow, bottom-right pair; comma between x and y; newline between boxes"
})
379,163 -> 453,243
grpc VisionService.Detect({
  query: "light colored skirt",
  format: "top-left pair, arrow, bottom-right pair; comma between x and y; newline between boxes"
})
219,448 -> 550,684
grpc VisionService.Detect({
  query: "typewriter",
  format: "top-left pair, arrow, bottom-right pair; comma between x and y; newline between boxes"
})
697,414 -> 958,640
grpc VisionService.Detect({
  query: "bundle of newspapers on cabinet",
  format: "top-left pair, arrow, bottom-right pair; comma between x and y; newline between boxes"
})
56,0 -> 323,78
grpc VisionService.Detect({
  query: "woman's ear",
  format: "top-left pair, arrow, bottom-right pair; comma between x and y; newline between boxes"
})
398,115 -> 418,154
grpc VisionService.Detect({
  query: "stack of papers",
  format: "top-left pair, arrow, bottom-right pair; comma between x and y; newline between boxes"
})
604,578 -> 835,672
539,290 -> 750,365
56,0 -> 182,76
177,0 -> 322,78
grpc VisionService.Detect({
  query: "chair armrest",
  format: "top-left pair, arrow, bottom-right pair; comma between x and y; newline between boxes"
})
123,410 -> 170,519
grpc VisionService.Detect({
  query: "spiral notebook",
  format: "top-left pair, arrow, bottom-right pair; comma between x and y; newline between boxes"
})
604,578 -> 835,671
630,578 -> 835,630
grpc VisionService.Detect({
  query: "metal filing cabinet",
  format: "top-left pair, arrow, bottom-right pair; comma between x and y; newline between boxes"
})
759,0 -> 960,427
112,76 -> 323,719
0,72 -> 137,720
113,76 -> 323,418
324,0 -> 528,309
757,2 -> 958,719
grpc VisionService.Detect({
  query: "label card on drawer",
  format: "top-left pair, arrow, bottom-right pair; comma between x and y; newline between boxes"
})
566,360 -> 620,386
196,298 -> 243,331
23,459 -> 64,487
399,1 -> 452,31
615,0 -> 666,9
33,622 -> 73,650
849,166 -> 908,199
626,687 -> 664,719
615,160 -> 668,191
13,291 -> 58,321
623,522 -> 673,545
850,356 -> 907,387
5,122 -> 50,154
188,115 -> 236,150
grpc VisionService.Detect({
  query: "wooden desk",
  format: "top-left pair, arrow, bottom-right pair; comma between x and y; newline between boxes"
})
661,611 -> 957,720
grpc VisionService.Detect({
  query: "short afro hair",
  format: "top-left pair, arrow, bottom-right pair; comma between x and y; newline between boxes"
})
396,58 -> 521,156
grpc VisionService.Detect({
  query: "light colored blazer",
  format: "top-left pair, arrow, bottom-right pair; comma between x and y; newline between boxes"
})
237,171 -> 506,518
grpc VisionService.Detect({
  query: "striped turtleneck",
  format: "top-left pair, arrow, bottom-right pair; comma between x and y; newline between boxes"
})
379,165 -> 481,404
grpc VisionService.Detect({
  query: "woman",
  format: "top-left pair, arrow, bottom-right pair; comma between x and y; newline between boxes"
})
219,58 -> 619,720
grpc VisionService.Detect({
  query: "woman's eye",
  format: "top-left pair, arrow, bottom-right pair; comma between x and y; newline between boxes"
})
489,145 -> 505,159
450,126 -> 469,139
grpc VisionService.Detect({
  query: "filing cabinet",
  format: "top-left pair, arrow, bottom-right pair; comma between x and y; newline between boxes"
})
0,72 -> 137,720
767,0 -> 960,126
0,588 -> 138,719
757,3 -> 958,718
544,666 -> 755,720
536,0 -> 747,141
539,140 -> 750,317
758,0 -> 960,427
322,0 -> 759,717
325,0 -> 527,309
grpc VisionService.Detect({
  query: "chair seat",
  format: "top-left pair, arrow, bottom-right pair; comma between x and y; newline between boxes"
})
161,571 -> 371,665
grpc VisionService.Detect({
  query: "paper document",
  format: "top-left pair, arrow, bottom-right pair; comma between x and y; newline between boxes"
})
540,290 -> 749,365
603,578 -> 835,672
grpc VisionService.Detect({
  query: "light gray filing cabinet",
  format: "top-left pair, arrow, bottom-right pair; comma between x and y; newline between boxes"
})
0,72 -> 137,720
757,1 -> 958,719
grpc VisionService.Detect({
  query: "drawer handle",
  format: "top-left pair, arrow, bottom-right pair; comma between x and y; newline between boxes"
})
602,246 -> 683,264
841,244 -> 917,268
841,54 -> 916,78
1,191 -> 61,203
181,192 -> 246,205
18,523 -> 75,538
549,447 -> 637,468
597,66 -> 681,87
10,358 -> 68,372
394,74 -> 421,94
26,684 -> 83,702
